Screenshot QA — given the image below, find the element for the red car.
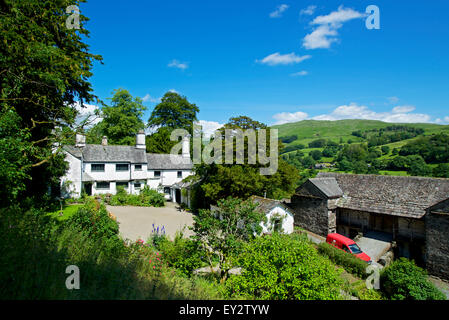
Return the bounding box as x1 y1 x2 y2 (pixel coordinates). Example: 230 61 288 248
326 233 372 264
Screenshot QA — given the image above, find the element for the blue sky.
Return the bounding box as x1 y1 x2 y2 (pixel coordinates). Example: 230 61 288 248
79 0 449 133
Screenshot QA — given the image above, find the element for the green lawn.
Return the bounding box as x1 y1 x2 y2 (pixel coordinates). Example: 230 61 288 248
47 204 83 221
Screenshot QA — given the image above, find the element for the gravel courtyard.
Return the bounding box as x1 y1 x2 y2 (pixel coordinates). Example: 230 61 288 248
106 202 194 242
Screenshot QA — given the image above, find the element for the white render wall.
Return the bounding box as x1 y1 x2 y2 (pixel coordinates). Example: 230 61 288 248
60 152 83 198
260 205 295 234
147 169 193 190
61 151 193 198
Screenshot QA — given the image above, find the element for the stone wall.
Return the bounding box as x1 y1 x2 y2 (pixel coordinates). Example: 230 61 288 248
289 195 329 236
425 211 449 280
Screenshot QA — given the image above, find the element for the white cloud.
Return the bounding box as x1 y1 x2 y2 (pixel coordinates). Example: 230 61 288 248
168 89 178 94
312 103 430 123
256 52 311 66
196 120 224 137
303 24 339 49
392 105 415 114
387 96 400 104
73 102 102 128
436 116 449 124
273 103 437 125
270 4 289 18
142 94 161 103
290 70 308 76
311 6 364 25
303 6 364 49
300 5 317 16
273 111 309 125
168 59 188 70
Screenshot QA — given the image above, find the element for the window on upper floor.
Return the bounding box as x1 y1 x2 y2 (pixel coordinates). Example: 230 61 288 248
177 171 182 178
154 171 161 178
96 181 110 189
135 164 142 171
116 164 129 171
91 164 105 172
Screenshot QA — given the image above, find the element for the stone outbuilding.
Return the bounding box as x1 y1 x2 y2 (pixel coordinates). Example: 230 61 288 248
289 172 449 279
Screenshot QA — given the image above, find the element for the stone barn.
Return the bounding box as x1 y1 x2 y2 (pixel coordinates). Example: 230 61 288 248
289 172 449 279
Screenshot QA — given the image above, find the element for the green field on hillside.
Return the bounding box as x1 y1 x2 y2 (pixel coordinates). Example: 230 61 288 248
272 119 449 153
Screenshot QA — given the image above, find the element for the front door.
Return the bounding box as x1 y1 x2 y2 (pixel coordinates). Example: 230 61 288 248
84 183 92 196
175 189 181 204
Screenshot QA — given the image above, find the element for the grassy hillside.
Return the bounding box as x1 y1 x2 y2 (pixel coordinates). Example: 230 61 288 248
272 119 449 154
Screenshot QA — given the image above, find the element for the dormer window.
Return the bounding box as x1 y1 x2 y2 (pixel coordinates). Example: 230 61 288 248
135 164 142 171
154 171 161 178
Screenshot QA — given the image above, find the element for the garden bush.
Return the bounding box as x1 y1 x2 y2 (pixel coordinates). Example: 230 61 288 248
380 258 446 300
226 233 343 300
109 186 165 207
317 242 368 279
155 231 206 276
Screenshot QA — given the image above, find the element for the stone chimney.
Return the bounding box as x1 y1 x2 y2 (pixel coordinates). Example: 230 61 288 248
182 135 190 158
75 133 86 148
101 136 108 146
135 130 146 149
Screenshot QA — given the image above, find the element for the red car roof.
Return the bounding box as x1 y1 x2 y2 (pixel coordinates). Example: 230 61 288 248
327 233 356 246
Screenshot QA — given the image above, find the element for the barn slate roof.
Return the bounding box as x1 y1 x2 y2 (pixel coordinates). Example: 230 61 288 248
308 177 343 199
314 172 449 219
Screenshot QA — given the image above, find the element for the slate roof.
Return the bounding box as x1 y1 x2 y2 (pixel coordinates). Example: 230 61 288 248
146 153 193 170
63 145 193 169
315 172 449 219
64 144 147 163
250 196 292 214
308 177 343 199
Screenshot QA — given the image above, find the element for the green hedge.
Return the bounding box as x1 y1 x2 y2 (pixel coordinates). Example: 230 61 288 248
317 242 368 279
380 258 446 300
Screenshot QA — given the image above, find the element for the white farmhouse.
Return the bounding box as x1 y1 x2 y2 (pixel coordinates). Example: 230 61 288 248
250 196 295 234
210 196 295 235
60 131 193 201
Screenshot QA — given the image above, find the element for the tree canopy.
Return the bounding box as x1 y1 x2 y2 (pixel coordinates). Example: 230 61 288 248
98 89 146 146
0 0 101 205
146 91 199 153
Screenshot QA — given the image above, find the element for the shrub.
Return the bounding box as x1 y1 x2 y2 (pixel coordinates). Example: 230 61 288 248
109 186 165 207
156 231 206 276
317 242 368 279
380 258 446 300
226 233 343 300
67 197 119 242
